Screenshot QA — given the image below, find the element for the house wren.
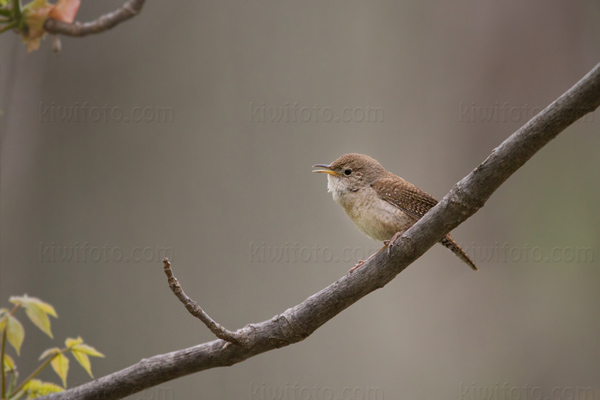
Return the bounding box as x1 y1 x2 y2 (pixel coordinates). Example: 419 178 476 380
313 153 478 272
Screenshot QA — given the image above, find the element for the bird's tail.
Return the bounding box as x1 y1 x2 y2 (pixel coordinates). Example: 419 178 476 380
440 235 478 271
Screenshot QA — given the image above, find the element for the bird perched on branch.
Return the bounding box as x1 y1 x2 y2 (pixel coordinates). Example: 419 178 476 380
313 153 478 272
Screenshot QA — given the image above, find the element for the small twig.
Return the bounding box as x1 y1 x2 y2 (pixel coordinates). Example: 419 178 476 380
162 259 242 346
11 0 21 22
1 328 7 400
43 0 145 37
11 351 62 396
0 21 17 34
2 305 22 398
7 369 18 399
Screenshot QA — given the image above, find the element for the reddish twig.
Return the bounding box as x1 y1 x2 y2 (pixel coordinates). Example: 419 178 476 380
43 0 146 37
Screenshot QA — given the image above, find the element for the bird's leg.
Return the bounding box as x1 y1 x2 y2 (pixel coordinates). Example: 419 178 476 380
386 231 403 256
348 242 390 273
349 259 367 273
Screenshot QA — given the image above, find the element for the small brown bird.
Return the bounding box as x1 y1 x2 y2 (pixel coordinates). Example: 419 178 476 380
313 153 478 272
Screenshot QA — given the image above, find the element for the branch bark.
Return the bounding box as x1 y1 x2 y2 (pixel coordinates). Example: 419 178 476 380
43 63 600 400
43 0 145 37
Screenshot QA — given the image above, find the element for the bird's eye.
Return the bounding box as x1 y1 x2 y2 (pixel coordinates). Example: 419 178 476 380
344 168 352 176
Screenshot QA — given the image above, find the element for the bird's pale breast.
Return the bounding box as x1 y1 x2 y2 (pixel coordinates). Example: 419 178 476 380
330 182 416 242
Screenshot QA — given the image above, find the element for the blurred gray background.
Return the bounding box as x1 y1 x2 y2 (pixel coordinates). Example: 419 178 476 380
1 0 600 399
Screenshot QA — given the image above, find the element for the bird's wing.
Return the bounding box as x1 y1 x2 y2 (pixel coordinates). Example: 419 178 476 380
370 177 439 220
372 177 478 271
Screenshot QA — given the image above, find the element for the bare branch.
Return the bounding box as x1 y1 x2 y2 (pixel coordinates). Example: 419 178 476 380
43 0 145 37
162 258 243 345
42 63 600 400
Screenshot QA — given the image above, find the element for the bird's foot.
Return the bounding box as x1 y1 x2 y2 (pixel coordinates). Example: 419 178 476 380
348 241 390 274
387 232 403 256
348 260 366 274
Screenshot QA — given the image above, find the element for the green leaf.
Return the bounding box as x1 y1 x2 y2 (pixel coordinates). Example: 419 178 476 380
23 379 42 399
22 0 50 11
25 307 53 338
29 298 57 318
9 296 58 317
6 314 24 355
0 308 9 333
66 338 104 378
10 295 57 338
50 352 69 387
71 350 92 378
3 353 16 372
71 343 104 358
65 336 83 348
34 381 64 397
24 379 64 399
39 347 60 360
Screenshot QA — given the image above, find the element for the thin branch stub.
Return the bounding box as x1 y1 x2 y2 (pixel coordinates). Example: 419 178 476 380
162 258 243 346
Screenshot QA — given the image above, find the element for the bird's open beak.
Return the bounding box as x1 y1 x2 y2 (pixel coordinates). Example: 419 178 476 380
312 164 341 176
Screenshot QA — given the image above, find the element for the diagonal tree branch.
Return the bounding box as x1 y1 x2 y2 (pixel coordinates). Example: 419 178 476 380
43 0 145 37
43 63 600 400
